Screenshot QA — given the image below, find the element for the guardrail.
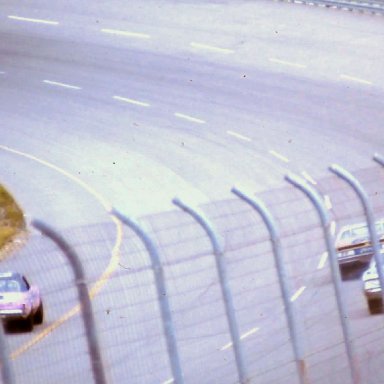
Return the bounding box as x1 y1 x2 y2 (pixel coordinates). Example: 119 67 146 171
1 153 384 383
278 0 384 14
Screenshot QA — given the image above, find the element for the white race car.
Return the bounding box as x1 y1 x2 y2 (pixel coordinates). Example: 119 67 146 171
0 272 43 331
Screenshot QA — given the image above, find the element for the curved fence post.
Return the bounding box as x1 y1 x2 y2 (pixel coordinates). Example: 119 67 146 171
373 153 384 167
31 220 107 384
110 209 184 384
172 198 249 384
231 186 309 384
285 174 360 384
329 165 384 305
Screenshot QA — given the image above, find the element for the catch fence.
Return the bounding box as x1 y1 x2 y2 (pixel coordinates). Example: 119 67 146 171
0 154 384 383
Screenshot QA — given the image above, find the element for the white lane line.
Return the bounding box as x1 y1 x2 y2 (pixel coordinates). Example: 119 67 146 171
43 80 81 90
324 195 332 210
174 112 206 124
113 95 150 107
227 130 252 142
220 341 234 351
161 379 174 384
240 327 259 339
101 28 150 39
8 15 59 25
330 221 336 236
301 171 317 185
190 42 234 54
269 150 289 163
317 252 328 270
290 286 306 302
340 74 372 85
220 327 259 351
269 58 307 69
0 71 5 75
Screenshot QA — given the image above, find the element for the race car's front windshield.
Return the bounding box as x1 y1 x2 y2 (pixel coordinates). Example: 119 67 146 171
0 278 28 292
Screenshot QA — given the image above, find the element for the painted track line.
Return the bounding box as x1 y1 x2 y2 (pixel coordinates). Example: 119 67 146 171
161 379 174 384
330 221 336 236
269 150 289 163
8 15 59 25
340 74 372 85
174 112 206 124
324 195 332 210
101 28 150 39
290 286 306 302
269 58 307 69
113 95 150 107
227 130 252 142
43 80 82 90
317 252 328 270
220 327 259 351
190 42 234 54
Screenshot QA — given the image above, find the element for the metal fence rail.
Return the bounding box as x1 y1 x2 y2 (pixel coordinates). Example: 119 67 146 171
277 0 384 14
1 153 384 383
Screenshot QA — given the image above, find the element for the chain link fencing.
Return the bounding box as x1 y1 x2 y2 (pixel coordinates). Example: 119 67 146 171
0 155 383 383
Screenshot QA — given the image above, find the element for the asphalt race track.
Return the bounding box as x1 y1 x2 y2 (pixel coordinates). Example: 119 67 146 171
1 1 384 383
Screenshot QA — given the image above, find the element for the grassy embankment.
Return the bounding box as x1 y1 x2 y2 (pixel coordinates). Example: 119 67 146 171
0 185 26 256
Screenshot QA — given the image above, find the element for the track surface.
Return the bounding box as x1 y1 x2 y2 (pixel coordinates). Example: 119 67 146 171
1 1 384 383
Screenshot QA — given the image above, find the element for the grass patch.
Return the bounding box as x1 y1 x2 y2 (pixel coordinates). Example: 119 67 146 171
0 185 26 251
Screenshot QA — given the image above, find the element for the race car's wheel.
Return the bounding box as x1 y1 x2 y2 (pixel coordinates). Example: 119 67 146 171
23 315 33 332
368 298 383 314
34 302 44 325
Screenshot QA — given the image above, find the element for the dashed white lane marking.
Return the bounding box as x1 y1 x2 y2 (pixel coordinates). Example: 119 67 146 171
161 379 174 384
43 80 82 90
8 15 59 25
220 327 259 351
330 221 336 236
290 286 306 302
101 28 150 39
174 112 206 124
269 150 289 163
227 130 252 142
324 195 332 210
190 42 234 54
220 341 234 351
317 252 328 270
113 95 150 107
340 74 372 85
269 58 307 69
301 171 317 185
